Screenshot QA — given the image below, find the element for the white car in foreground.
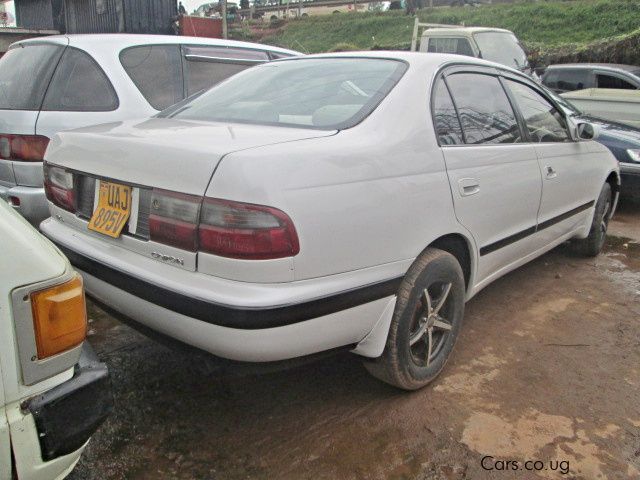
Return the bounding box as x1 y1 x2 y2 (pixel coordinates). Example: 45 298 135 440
0 34 298 226
41 52 619 390
0 200 111 479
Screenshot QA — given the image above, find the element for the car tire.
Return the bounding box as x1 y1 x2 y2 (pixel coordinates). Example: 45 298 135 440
364 248 465 390
571 183 612 257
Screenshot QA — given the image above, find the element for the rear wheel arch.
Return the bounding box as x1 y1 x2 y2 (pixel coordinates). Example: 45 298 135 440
425 233 474 292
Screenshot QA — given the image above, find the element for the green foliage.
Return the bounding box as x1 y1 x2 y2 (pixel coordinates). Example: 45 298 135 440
329 42 362 52
239 0 640 54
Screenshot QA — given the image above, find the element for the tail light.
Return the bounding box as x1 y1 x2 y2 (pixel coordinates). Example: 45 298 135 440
44 163 75 212
31 275 87 359
0 134 49 161
199 198 299 260
149 189 201 251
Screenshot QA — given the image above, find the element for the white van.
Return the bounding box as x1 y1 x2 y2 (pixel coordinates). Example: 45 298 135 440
412 21 535 77
0 199 111 479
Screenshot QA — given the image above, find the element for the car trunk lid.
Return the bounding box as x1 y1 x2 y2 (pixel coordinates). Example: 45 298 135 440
46 118 336 196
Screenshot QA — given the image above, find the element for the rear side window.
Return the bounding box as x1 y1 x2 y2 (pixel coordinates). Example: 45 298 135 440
432 78 463 145
446 73 521 145
504 79 570 143
183 46 269 97
427 38 474 57
42 48 118 112
596 73 637 90
0 44 64 110
543 69 591 92
120 45 184 110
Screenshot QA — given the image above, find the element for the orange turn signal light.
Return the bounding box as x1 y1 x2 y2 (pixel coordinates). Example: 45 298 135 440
31 275 87 359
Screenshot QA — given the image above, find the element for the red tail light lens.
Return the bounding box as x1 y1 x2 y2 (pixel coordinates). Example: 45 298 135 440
199 198 300 260
0 134 49 161
149 189 201 251
44 164 75 212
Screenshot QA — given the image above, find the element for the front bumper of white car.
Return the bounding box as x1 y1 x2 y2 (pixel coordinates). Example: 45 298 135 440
40 217 399 362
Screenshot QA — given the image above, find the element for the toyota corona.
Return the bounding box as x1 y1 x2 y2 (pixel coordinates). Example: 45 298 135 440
40 52 619 390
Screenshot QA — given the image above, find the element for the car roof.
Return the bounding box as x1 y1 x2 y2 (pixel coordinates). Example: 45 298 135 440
547 63 640 73
422 27 513 36
14 34 300 56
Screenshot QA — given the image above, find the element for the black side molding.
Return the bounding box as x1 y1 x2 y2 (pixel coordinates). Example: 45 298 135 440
480 200 594 256
54 243 402 330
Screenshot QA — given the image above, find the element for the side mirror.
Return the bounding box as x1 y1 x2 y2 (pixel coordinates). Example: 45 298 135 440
577 122 599 140
567 118 599 141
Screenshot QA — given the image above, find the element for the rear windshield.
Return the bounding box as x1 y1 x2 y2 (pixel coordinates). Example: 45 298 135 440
163 58 407 130
0 43 64 110
473 32 529 71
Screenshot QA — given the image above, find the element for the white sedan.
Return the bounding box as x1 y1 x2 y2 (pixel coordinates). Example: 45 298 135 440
0 34 298 226
41 52 620 390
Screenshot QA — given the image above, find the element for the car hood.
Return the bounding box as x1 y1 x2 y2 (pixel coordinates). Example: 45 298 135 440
45 118 337 196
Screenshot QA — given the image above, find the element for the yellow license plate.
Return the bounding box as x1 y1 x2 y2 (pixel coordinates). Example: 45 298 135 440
88 181 132 238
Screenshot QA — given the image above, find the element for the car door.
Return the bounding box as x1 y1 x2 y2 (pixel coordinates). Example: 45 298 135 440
434 68 542 285
502 77 600 245
35 47 129 139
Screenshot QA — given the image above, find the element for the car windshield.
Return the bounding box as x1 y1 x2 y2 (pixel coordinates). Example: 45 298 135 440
473 32 529 71
163 58 408 130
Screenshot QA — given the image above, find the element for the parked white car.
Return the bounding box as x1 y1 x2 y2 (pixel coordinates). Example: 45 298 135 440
0 199 111 480
40 52 620 390
0 34 298 226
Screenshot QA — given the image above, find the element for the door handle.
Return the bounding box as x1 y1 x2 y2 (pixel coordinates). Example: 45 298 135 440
458 178 480 197
545 166 557 179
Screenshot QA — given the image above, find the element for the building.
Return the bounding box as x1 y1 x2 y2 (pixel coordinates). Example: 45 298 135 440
14 0 177 34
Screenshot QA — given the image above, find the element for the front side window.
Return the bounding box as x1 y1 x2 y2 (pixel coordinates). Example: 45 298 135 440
120 45 184 110
165 58 407 130
42 48 118 112
504 79 570 143
183 46 269 97
0 43 64 110
446 73 521 145
473 32 528 71
596 73 637 90
432 78 463 145
543 69 591 92
427 38 475 57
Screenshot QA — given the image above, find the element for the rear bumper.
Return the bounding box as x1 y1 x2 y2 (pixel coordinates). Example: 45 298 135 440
0 184 49 226
40 217 399 362
25 342 113 462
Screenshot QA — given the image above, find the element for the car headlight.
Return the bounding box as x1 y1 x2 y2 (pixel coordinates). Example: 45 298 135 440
627 149 640 162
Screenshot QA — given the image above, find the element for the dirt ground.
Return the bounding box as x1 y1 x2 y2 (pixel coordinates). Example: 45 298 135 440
68 200 640 480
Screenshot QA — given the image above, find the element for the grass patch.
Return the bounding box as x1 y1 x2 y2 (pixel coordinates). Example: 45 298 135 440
231 0 640 54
